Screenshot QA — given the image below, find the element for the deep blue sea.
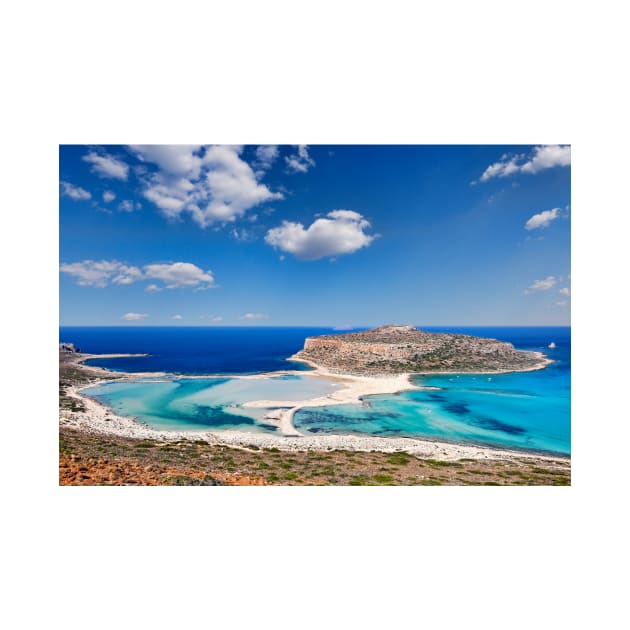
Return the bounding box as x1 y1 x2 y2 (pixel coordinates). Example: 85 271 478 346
61 326 570 455
60 326 329 374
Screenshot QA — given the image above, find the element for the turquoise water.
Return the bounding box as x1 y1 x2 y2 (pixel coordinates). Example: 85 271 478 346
83 374 340 433
294 372 569 455
74 326 570 455
294 335 570 455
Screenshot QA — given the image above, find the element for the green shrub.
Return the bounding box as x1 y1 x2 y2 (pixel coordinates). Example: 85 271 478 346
373 473 394 484
349 476 370 486
387 452 411 465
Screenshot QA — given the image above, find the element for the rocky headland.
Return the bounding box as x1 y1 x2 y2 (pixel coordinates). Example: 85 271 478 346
291 325 550 375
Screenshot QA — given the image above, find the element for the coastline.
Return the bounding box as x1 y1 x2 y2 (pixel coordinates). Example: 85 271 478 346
60 351 569 463
289 351 554 376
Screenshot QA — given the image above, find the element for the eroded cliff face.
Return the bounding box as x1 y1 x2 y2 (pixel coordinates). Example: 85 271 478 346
293 325 546 375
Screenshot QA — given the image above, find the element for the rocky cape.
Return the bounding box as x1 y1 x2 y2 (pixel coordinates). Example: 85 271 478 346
291 325 550 376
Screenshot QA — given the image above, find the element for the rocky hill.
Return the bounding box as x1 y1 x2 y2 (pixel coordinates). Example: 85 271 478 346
291 325 548 375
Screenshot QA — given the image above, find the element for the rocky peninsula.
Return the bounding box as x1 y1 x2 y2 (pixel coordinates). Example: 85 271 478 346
291 325 551 375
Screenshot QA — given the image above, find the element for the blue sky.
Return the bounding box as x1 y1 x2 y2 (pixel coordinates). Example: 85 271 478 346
59 144 570 326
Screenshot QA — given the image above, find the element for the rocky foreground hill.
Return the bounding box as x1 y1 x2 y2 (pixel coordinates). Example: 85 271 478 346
292 325 549 375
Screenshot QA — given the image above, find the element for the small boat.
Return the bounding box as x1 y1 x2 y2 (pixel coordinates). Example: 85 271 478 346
548 342 556 349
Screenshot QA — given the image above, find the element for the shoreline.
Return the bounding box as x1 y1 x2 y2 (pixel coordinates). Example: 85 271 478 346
289 351 554 376
60 351 569 463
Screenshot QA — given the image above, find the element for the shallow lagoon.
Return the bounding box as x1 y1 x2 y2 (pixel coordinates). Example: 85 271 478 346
83 374 340 433
295 371 569 455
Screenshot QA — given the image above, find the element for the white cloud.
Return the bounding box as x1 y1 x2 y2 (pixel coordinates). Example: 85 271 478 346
60 260 215 289
521 145 572 174
285 145 315 173
143 262 215 289
131 145 203 178
60 181 91 201
239 313 268 320
172 314 183 320
559 287 570 296
479 155 522 181
118 200 141 212
113 265 145 285
209 316 223 323
556 301 569 307
478 145 570 182
59 260 142 288
130 145 282 228
265 209 376 260
103 191 116 203
121 312 148 321
524 276 557 294
255 145 279 170
525 207 561 231
83 150 129 180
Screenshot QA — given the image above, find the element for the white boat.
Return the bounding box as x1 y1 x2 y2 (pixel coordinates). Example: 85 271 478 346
548 342 556 349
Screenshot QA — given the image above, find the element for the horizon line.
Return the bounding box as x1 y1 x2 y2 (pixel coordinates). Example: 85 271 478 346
59 324 572 328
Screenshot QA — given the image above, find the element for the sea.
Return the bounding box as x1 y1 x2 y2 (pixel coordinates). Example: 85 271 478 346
61 326 571 456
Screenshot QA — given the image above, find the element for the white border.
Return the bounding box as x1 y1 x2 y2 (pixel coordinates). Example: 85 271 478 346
5 1 626 628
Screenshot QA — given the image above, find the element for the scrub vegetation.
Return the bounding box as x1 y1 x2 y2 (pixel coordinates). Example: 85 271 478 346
59 428 570 486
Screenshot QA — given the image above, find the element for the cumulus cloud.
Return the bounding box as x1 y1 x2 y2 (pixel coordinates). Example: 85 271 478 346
478 145 570 183
121 312 148 321
265 209 376 260
524 276 557 294
130 145 283 228
113 265 145 285
60 181 91 201
59 260 142 288
255 145 279 170
521 145 572 174
60 260 215 289
239 313 268 320
285 145 315 173
479 155 522 181
131 144 204 177
83 150 129 180
172 314 183 320
103 191 116 203
556 300 569 307
559 287 570 296
525 207 561 231
142 262 215 289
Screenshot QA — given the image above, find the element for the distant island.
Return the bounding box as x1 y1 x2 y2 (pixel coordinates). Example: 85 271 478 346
291 325 551 375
